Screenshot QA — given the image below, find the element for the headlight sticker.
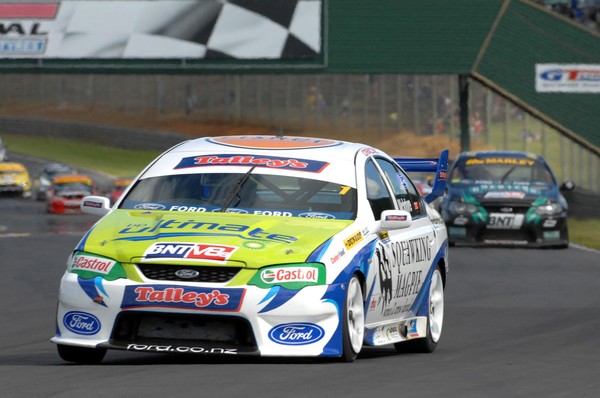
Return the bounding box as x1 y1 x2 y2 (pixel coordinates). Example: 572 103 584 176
249 263 326 290
70 253 117 274
69 252 126 281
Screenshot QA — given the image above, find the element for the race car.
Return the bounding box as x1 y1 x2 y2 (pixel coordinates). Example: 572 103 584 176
47 175 95 214
0 162 31 198
33 162 78 201
440 150 573 248
51 135 449 363
0 136 7 161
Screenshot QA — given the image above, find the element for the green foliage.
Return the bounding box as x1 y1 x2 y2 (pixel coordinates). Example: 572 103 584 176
567 218 600 251
3 134 160 177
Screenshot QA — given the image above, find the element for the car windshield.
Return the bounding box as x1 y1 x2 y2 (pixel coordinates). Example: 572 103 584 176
46 166 74 178
120 172 357 220
450 156 554 185
55 182 93 194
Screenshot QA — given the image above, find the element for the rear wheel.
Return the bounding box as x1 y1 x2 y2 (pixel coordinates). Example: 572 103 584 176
57 344 107 364
396 265 444 353
341 275 365 362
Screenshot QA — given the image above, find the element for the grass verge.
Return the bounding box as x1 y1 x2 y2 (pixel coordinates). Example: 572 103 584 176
567 218 600 251
3 134 160 177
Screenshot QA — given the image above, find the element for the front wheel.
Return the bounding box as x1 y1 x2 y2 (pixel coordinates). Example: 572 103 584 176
396 265 444 353
341 275 365 362
57 344 107 364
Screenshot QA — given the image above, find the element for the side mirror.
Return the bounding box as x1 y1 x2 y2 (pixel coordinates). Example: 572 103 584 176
81 195 111 216
380 210 412 230
560 181 575 191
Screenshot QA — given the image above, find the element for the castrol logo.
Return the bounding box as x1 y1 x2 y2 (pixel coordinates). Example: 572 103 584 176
260 267 319 284
70 254 116 275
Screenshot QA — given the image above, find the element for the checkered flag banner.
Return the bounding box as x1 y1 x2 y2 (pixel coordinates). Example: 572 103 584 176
0 0 322 59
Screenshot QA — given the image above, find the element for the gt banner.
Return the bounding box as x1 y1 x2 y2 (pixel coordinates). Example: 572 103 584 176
0 0 322 59
535 64 600 93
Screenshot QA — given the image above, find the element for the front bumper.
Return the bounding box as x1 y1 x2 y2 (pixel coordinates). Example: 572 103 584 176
52 272 345 357
445 213 568 247
49 199 83 214
0 185 30 197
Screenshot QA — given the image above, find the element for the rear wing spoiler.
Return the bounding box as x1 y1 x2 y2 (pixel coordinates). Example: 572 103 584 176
394 149 449 204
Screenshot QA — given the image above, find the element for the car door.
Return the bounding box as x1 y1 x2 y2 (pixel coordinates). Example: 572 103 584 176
367 157 436 323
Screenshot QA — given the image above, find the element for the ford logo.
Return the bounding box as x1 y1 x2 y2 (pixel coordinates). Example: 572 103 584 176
63 311 101 335
268 322 325 346
175 269 200 279
134 203 166 210
211 208 248 214
298 212 335 219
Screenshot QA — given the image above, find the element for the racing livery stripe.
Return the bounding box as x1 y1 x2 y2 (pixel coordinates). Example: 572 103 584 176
410 240 447 316
75 226 96 252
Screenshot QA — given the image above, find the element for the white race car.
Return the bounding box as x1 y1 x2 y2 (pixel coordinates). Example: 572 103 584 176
52 135 449 363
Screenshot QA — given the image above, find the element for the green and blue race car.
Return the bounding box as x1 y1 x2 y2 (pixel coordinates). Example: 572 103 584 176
440 150 573 248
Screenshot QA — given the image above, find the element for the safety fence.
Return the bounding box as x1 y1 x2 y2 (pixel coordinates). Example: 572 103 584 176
0 73 598 193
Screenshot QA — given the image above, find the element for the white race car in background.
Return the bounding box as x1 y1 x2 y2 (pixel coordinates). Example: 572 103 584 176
52 135 449 363
0 136 7 162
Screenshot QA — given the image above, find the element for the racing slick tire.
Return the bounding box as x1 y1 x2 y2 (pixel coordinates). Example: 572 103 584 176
57 344 107 364
341 275 365 362
395 265 444 353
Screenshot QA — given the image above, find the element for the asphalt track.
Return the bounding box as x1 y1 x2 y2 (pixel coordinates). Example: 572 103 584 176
1 155 599 398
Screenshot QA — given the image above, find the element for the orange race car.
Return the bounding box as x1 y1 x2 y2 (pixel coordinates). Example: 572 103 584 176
47 175 95 214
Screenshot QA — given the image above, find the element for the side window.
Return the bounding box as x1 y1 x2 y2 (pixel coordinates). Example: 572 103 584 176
375 158 424 218
365 160 395 220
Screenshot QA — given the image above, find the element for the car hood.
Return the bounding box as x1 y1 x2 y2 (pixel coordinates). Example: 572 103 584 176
448 182 557 204
77 210 353 268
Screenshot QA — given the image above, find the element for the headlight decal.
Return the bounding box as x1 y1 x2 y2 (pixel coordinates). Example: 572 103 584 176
411 241 447 316
527 196 548 223
68 252 126 281
249 263 326 290
464 194 487 223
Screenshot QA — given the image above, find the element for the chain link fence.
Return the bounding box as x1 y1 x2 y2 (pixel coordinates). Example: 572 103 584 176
1 73 598 193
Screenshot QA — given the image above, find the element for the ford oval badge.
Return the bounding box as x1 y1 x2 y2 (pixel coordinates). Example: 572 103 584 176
175 269 200 279
268 322 325 345
63 311 101 335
